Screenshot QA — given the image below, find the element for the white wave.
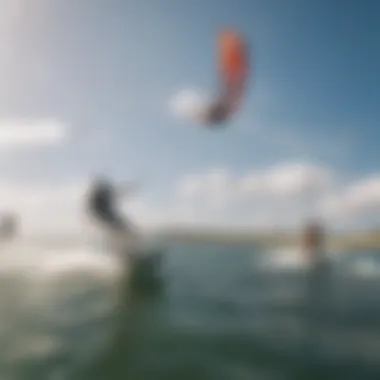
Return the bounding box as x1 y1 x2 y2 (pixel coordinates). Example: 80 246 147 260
0 239 125 379
348 258 380 278
259 247 308 272
258 246 341 274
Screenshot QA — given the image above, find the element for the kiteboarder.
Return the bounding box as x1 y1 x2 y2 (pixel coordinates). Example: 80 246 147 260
87 176 128 232
86 177 164 296
86 176 142 256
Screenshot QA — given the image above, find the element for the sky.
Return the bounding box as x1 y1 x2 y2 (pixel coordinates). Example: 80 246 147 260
0 0 380 235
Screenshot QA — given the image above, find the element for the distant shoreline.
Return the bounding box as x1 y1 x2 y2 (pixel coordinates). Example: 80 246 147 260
18 227 380 253
160 228 380 253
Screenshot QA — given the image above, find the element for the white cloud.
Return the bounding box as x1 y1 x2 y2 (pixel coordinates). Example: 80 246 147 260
174 162 333 229
237 162 332 198
168 88 210 122
320 176 380 225
2 162 380 238
0 119 68 149
174 162 380 230
177 168 232 206
177 163 332 202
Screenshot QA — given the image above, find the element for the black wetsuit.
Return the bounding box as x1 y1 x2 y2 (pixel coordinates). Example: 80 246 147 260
88 182 125 231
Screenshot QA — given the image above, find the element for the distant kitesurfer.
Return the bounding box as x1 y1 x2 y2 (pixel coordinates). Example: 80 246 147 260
302 219 326 267
302 218 330 324
0 213 18 241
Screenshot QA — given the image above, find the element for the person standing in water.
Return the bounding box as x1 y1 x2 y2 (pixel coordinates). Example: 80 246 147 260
302 218 331 327
302 219 326 267
0 213 18 242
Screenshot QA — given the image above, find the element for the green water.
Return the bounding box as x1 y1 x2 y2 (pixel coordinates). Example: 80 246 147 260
0 242 379 380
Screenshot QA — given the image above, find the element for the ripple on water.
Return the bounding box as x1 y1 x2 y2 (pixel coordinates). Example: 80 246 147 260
0 242 126 379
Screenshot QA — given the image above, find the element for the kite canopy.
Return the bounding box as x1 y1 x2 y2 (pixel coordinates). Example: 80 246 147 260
203 28 249 126
219 29 249 106
172 28 250 127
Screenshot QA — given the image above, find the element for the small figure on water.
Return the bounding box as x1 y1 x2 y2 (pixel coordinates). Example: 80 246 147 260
0 213 18 242
301 218 331 327
302 218 326 267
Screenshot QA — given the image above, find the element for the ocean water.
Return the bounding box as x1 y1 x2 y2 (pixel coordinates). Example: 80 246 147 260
0 239 379 380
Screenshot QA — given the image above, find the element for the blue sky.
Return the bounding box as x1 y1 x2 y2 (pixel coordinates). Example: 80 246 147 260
0 0 379 231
